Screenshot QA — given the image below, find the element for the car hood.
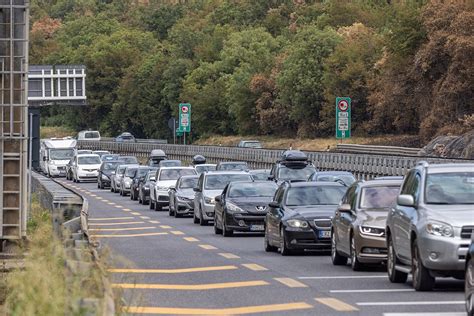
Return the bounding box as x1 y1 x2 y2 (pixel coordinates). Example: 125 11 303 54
177 188 195 200
78 164 101 170
228 197 273 214
204 190 223 199
155 180 177 188
358 208 390 228
422 204 474 227
287 205 338 219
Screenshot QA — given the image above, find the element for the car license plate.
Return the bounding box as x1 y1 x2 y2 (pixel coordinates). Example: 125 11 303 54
319 230 331 238
250 225 264 231
87 173 96 177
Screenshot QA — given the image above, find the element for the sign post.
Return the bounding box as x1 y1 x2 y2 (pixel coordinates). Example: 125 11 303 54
179 103 191 145
336 97 351 140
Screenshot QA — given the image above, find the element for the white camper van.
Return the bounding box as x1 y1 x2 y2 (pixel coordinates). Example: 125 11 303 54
40 138 77 177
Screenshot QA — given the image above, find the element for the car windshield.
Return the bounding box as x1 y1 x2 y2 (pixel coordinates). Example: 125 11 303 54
119 157 138 164
286 186 346 206
125 168 137 177
137 168 152 178
250 171 270 181
117 166 126 175
179 177 198 189
218 163 248 171
159 169 196 181
205 174 252 190
160 161 181 167
78 156 101 165
85 132 99 139
316 174 356 186
50 149 75 160
228 182 277 198
102 154 119 161
103 162 120 170
195 165 216 174
278 165 316 181
360 186 400 209
425 172 474 204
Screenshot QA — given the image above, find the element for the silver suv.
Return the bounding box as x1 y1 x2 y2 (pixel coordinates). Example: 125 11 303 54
386 162 474 291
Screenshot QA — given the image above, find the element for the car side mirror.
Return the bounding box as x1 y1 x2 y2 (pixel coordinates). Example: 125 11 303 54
111 171 116 175
337 203 352 214
397 194 415 207
169 184 176 190
268 175 274 181
43 156 47 161
193 187 201 192
269 201 280 208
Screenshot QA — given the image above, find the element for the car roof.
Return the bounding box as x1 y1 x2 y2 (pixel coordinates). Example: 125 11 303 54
218 161 247 164
205 171 250 176
229 180 276 186
314 171 354 175
358 179 403 188
286 181 344 188
196 164 217 167
425 163 474 174
159 166 195 170
76 154 100 158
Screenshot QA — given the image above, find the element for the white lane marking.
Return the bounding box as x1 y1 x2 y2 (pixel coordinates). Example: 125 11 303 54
330 289 415 293
299 275 387 280
384 313 465 316
357 301 465 306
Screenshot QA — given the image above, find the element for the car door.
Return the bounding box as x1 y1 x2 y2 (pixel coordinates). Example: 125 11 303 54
398 172 421 260
335 185 357 255
194 174 204 215
215 185 228 225
393 171 416 261
267 187 285 242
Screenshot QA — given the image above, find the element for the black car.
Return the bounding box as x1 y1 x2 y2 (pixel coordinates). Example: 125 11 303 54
264 182 347 255
308 171 356 187
249 169 271 181
138 170 156 205
130 166 156 201
466 233 474 316
269 150 316 184
216 161 249 171
118 155 139 164
214 181 278 237
168 175 199 217
97 160 121 189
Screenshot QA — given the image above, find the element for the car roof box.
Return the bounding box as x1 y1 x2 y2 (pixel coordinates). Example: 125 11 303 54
280 150 308 162
150 149 166 157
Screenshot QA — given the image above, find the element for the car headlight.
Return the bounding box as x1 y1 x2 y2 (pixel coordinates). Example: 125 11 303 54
359 226 385 237
144 186 150 191
426 221 454 237
177 196 192 202
226 202 244 213
124 180 132 186
156 186 169 191
101 174 109 180
204 196 215 205
287 219 309 229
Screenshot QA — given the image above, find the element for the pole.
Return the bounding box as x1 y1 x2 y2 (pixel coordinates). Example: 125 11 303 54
28 112 33 217
173 119 176 145
183 131 186 146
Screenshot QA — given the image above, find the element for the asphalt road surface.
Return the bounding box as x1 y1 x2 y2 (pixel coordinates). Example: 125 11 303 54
60 180 466 316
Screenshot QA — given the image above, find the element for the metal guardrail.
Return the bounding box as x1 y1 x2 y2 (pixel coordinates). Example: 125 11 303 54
77 140 473 179
335 144 421 156
100 137 167 144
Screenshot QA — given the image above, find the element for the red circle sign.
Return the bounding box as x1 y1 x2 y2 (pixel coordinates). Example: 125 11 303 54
181 106 189 113
338 100 349 112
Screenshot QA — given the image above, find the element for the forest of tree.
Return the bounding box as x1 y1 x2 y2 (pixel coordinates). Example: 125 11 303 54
31 0 474 141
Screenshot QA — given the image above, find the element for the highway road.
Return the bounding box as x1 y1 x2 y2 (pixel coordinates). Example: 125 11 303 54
58 180 466 316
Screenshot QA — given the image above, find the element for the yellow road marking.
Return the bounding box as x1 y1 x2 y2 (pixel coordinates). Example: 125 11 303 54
124 302 313 315
114 205 122 209
89 217 134 221
171 231 185 235
160 225 172 229
108 265 238 274
107 202 116 205
90 232 168 238
90 194 97 197
140 216 150 219
113 280 268 290
183 237 199 242
242 263 268 271
123 208 132 211
199 244 217 250
89 221 145 226
218 253 240 259
315 298 358 312
89 227 156 232
274 278 308 288
149 220 160 224
131 212 141 215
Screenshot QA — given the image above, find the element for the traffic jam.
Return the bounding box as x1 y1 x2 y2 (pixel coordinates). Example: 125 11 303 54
59 147 473 315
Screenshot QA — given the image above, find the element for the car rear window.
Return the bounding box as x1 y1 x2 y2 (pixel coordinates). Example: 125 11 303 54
85 132 100 139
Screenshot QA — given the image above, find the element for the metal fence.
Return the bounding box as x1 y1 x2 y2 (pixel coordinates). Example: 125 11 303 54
78 140 473 179
335 144 421 156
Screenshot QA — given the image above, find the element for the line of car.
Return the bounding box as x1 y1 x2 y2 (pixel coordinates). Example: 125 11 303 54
60 148 474 315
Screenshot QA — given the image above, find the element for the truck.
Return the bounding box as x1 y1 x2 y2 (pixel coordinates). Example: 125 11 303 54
40 137 77 177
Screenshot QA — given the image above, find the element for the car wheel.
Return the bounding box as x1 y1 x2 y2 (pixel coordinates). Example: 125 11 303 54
466 257 474 316
100 182 104 189
351 235 364 271
387 235 408 283
412 239 435 291
149 199 155 210
200 209 208 226
264 226 277 252
279 226 292 256
214 215 223 235
331 232 348 265
193 208 200 224
174 209 181 218
155 202 162 212
168 204 174 216
110 184 114 192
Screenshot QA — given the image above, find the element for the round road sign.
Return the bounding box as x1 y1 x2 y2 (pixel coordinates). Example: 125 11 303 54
181 105 189 113
338 100 349 112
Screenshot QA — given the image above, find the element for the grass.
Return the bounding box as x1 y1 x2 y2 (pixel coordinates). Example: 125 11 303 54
194 134 422 151
40 126 76 139
4 197 109 316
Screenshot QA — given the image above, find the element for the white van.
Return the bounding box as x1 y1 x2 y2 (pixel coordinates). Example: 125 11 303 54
77 130 101 141
40 138 77 177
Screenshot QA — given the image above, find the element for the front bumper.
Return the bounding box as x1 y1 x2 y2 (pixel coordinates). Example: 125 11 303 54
49 166 67 177
156 190 170 206
354 233 387 263
225 213 265 232
201 202 215 220
284 227 331 250
77 170 98 180
418 233 470 271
